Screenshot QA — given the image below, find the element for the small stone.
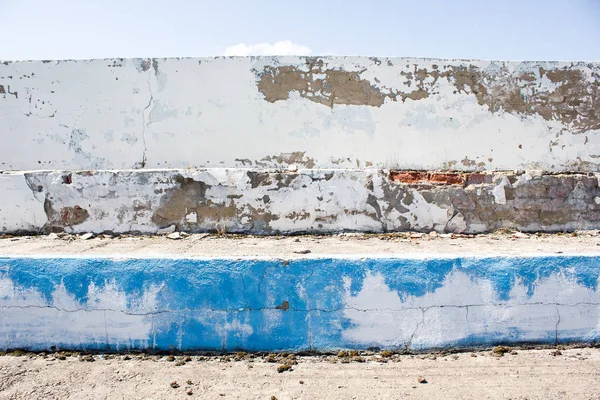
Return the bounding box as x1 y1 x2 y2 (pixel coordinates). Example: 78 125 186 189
550 350 562 356
277 364 293 373
166 355 176 362
512 232 529 238
157 225 176 234
428 231 438 238
79 232 94 240
187 389 193 396
167 232 183 240
170 381 180 389
186 380 193 385
417 376 428 384
287 164 298 172
410 233 423 239
293 249 311 254
492 346 510 356
299 380 304 384
47 233 59 240
380 350 393 358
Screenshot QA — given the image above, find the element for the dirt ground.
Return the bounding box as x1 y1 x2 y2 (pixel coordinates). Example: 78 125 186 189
0 347 599 399
1 230 600 258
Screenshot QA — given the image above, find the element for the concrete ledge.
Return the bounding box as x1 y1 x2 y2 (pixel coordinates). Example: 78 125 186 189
1 237 599 351
2 169 600 235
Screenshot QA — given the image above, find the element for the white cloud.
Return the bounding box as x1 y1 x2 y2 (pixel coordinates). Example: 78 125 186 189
223 40 312 56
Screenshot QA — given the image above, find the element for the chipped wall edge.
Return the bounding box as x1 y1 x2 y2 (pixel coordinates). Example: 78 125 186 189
1 168 600 235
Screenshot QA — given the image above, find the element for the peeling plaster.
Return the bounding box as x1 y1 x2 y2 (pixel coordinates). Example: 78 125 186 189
1 169 598 235
1 57 599 171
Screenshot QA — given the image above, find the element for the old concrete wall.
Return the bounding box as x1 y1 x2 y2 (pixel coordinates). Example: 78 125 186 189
1 57 599 171
3 169 600 235
1 56 599 234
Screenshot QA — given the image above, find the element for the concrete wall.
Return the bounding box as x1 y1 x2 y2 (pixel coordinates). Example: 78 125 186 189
1 57 599 172
1 56 599 234
1 255 598 351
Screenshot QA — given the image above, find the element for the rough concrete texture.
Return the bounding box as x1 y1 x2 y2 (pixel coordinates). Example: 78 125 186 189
2 169 600 234
1 57 599 171
1 348 599 400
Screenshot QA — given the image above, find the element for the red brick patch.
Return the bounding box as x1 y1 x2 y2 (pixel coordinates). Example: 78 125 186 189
389 171 466 185
389 171 426 183
389 171 500 186
429 173 464 185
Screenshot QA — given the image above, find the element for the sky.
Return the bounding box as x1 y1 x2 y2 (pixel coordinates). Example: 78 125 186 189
1 0 599 61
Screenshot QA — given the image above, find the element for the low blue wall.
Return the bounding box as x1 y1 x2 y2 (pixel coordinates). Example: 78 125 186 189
1 255 599 351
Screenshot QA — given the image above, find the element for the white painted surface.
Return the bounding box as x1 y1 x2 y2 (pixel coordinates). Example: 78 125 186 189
1 57 598 171
0 174 46 232
0 276 160 350
343 271 600 349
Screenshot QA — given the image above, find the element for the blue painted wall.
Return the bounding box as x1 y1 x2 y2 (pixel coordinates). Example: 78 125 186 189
0 256 598 351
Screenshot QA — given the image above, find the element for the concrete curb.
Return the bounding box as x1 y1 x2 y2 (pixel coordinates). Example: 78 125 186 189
1 254 598 352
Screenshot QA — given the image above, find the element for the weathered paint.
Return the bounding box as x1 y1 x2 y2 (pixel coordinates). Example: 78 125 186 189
1 255 598 351
2 169 600 234
1 57 599 171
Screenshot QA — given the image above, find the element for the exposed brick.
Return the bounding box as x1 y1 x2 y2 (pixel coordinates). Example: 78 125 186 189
389 171 426 183
428 173 464 185
466 173 492 185
547 186 572 198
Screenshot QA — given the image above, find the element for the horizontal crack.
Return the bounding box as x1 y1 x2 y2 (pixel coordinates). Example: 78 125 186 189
2 301 599 315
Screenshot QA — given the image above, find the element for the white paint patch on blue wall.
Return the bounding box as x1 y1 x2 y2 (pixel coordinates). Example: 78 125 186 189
342 271 600 349
0 275 161 350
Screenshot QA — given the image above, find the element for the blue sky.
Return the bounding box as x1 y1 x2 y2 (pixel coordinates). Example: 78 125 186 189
1 0 599 60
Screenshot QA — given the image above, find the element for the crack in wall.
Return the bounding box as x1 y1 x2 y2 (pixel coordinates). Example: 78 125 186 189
555 305 561 345
136 73 153 169
406 308 426 350
4 301 598 315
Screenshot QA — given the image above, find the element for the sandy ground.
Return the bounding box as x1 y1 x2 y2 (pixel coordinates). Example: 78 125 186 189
0 231 600 257
0 348 599 399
